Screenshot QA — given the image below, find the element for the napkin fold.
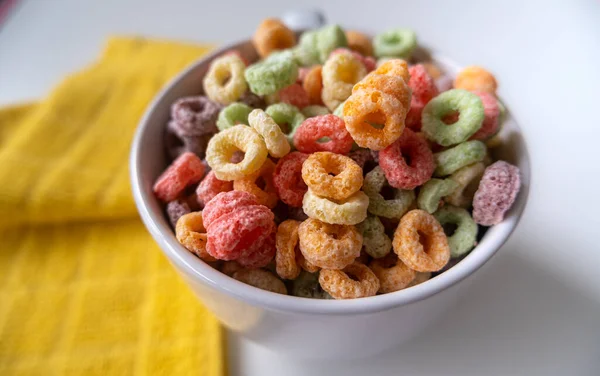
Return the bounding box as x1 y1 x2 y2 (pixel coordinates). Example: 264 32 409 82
0 37 224 376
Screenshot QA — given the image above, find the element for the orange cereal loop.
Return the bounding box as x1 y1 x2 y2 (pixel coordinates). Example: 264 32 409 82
407 271 431 287
345 30 374 56
298 218 362 270
175 212 216 262
233 269 288 294
454 66 498 95
343 89 405 150
422 62 443 80
393 209 450 272
353 72 411 111
301 152 363 201
303 65 324 105
374 59 410 83
298 256 320 273
252 18 296 59
221 261 243 276
369 253 416 293
233 158 279 208
319 262 380 299
275 219 302 280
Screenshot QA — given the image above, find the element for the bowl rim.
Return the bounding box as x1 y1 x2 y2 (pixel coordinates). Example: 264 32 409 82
129 38 531 315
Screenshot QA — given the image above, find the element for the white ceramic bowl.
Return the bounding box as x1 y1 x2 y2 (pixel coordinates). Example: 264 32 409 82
129 37 530 359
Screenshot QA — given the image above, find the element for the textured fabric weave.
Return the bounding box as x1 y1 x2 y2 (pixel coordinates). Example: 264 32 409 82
0 37 224 376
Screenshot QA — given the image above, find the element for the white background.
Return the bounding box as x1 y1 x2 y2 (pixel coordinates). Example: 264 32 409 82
2 0 600 375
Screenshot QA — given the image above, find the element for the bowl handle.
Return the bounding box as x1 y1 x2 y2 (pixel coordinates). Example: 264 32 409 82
282 9 326 30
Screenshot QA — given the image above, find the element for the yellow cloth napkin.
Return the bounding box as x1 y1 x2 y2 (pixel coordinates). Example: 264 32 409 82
0 37 224 376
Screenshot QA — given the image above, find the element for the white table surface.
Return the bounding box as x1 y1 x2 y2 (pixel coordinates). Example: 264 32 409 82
2 0 600 374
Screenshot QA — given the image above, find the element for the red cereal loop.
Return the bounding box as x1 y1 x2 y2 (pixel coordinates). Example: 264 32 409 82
206 205 276 265
202 190 259 229
278 83 310 109
469 91 500 140
196 170 233 207
293 114 354 154
236 228 277 268
379 128 435 189
273 152 309 207
406 64 439 130
330 48 376 72
153 152 205 202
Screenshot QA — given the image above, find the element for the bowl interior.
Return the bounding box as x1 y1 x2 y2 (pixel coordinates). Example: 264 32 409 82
130 38 531 315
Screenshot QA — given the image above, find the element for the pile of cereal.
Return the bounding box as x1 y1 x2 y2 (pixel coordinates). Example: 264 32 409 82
152 19 521 299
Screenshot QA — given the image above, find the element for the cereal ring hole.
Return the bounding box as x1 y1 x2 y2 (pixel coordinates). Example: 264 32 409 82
378 254 398 268
255 176 267 190
278 122 291 134
215 66 233 87
339 68 362 84
417 230 435 254
229 150 245 163
346 271 361 281
442 111 460 125
464 179 480 198
442 222 458 237
379 184 397 200
359 109 387 130
317 136 331 143
383 34 402 44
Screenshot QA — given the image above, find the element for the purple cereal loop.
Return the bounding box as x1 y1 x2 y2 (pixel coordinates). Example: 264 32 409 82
166 123 213 160
347 149 373 169
370 150 380 163
472 161 520 226
166 199 191 228
170 96 221 137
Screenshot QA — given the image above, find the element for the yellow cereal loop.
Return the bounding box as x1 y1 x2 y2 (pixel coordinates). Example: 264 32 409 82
203 54 248 104
248 109 291 158
321 50 367 111
302 189 369 225
205 124 268 181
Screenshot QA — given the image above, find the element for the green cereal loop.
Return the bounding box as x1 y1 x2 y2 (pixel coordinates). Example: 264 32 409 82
291 271 333 299
417 178 459 213
216 102 253 131
434 205 478 258
333 101 345 118
244 53 299 96
302 105 330 118
422 89 485 146
434 140 487 176
316 24 348 63
294 31 321 66
356 216 392 259
265 103 306 141
363 166 415 219
373 29 417 59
